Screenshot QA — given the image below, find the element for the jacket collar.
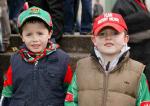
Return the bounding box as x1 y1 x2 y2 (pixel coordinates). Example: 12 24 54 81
91 45 130 71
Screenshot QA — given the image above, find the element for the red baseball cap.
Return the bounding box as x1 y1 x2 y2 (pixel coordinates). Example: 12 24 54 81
93 13 128 36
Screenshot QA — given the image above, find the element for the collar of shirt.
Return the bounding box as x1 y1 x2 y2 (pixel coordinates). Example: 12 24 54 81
94 44 130 72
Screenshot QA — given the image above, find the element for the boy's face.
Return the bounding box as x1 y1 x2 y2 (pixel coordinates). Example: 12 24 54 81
92 27 129 56
21 22 52 53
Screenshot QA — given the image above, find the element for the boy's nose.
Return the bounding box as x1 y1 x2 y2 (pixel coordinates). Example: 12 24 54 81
105 34 112 39
32 35 39 41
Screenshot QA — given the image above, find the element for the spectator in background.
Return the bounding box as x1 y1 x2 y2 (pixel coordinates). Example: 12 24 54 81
7 0 25 33
112 0 150 64
112 0 150 87
64 0 80 34
26 0 64 42
0 0 11 100
93 0 103 20
74 0 80 33
0 0 11 52
64 0 74 35
64 0 92 35
78 0 92 35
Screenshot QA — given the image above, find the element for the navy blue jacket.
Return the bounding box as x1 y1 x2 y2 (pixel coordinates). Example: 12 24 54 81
4 49 70 106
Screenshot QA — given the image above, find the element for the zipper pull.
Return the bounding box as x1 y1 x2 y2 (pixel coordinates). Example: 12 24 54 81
34 61 38 71
34 61 38 66
106 61 110 71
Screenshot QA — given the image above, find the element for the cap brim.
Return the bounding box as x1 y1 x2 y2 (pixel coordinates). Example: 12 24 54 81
20 15 50 28
94 23 125 36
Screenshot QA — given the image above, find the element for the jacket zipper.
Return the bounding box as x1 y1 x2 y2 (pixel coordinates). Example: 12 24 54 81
33 61 38 80
91 56 109 106
34 61 38 70
91 54 128 106
32 61 38 105
102 71 109 106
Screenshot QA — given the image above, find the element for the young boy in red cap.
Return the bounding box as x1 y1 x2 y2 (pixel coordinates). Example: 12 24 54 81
65 13 150 106
0 6 73 106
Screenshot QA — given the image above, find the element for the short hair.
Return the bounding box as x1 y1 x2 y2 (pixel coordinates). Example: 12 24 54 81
19 17 52 34
124 30 128 35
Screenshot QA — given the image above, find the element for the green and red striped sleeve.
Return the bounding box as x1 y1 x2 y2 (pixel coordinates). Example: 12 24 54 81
136 73 150 106
2 65 13 97
63 64 73 92
65 72 78 106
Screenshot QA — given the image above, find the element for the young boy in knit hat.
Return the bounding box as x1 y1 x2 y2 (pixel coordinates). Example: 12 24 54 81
65 13 150 106
0 6 73 106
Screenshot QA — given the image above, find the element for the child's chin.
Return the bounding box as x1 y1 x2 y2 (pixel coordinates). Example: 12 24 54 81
103 50 118 55
31 49 42 53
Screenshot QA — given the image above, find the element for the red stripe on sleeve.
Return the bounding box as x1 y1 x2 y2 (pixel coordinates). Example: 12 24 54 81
3 66 13 87
64 64 73 84
140 101 150 106
65 92 73 102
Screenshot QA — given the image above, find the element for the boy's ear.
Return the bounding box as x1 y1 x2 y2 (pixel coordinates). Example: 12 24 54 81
91 35 96 45
124 34 129 43
20 35 24 42
48 30 53 39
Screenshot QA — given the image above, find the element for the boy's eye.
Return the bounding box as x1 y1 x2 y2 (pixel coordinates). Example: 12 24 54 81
37 32 44 35
99 32 105 36
99 31 119 36
111 31 119 35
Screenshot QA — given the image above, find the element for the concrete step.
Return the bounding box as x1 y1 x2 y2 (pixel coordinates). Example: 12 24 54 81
69 52 89 70
0 52 89 72
9 34 93 53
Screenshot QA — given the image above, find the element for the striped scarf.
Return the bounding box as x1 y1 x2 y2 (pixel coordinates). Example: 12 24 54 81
19 41 59 63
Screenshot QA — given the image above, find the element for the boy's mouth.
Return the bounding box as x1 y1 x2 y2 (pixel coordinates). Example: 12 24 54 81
104 43 114 47
31 44 41 48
